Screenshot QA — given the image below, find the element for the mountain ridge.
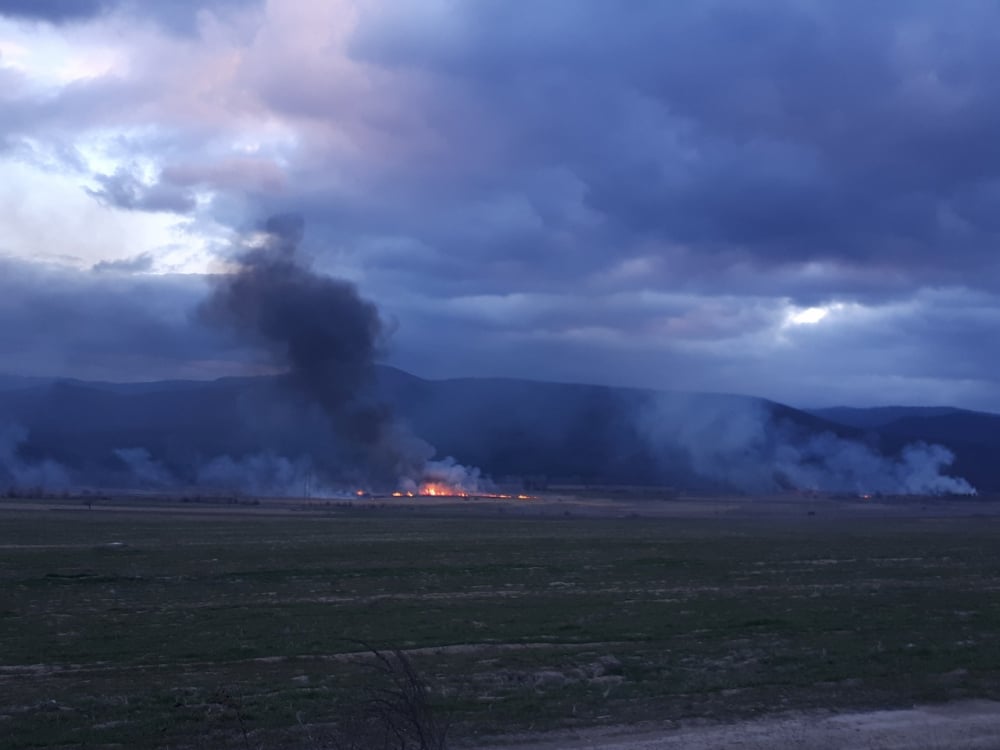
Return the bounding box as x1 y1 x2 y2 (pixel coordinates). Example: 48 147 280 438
0 367 993 493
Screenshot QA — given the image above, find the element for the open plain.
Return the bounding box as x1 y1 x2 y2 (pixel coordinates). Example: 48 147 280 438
3 493 1000 749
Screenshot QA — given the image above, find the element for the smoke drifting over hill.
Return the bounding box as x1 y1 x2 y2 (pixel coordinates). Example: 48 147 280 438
0 378 980 497
0 424 70 489
641 395 975 495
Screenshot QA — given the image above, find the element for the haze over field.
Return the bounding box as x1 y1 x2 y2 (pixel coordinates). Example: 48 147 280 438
0 363 986 496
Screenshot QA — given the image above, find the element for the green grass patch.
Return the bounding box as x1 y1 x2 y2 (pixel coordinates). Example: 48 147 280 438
2 509 1000 748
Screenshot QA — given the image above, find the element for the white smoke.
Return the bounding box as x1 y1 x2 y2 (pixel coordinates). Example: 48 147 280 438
113 448 173 487
110 447 343 497
0 423 71 489
197 452 329 496
896 442 976 495
398 455 492 494
641 395 976 495
774 434 976 495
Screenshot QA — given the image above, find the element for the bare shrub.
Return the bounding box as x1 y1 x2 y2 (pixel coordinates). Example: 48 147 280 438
209 687 253 750
328 644 449 750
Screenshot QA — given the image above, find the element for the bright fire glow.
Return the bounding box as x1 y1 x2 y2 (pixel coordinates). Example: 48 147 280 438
388 483 533 500
419 482 467 497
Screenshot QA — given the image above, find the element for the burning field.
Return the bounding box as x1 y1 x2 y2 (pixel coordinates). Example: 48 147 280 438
389 487 532 499
196 215 504 500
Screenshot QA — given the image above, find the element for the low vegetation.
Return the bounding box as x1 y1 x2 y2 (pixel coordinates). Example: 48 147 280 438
2 502 1000 748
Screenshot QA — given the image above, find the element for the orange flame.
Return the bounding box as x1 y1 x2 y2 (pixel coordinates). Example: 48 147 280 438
417 482 469 497
384 482 535 500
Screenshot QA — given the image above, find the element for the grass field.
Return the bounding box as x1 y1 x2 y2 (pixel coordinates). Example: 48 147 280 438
3 500 1000 748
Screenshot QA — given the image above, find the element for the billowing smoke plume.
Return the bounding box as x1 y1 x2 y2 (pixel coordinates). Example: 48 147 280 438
640 395 976 495
199 215 469 492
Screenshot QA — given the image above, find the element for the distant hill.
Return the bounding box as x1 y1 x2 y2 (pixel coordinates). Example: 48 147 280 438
0 368 991 493
809 406 970 430
377 368 868 487
0 374 54 392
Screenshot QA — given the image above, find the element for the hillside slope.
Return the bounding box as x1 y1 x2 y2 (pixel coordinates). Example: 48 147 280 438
0 369 988 492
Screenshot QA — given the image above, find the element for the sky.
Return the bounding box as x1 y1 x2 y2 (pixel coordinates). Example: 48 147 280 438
1 0 999 410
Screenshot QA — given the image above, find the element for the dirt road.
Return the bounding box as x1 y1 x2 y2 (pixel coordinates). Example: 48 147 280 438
481 701 1000 749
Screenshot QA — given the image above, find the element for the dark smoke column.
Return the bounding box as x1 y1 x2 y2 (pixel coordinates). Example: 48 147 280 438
200 215 426 489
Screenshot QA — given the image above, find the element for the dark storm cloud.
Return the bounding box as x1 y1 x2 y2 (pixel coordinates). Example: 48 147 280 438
20 0 999 299
380 287 1000 412
779 291 1000 387
0 257 227 379
335 0 1000 293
